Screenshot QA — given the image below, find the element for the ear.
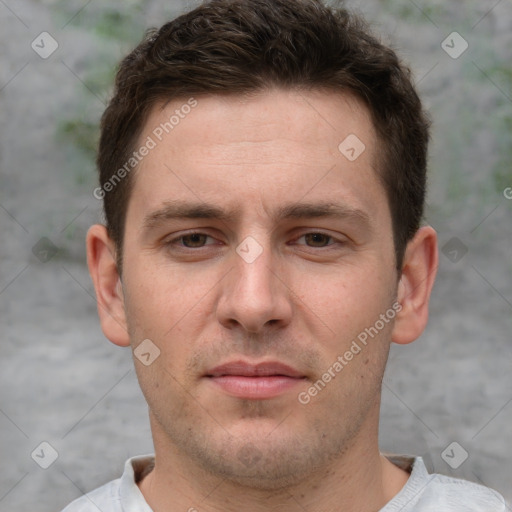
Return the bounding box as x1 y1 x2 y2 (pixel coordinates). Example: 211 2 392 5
86 224 130 347
391 226 438 345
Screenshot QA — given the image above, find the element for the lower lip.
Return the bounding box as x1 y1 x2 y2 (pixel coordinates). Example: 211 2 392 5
208 375 304 400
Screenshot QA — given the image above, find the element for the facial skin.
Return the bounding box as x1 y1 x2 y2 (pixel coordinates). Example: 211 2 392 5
87 88 438 512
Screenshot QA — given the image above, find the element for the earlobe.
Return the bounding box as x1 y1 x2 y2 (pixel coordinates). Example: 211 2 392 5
86 224 131 347
391 226 438 345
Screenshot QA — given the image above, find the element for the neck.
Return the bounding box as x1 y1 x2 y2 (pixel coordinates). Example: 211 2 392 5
138 410 409 512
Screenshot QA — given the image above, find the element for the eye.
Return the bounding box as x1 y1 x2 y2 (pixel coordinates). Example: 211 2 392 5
295 232 338 248
168 232 216 249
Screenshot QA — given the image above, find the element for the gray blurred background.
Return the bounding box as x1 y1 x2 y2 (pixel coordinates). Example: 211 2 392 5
1 0 511 510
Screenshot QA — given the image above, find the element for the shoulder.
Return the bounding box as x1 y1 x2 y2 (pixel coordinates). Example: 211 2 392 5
60 478 122 512
419 472 506 511
384 456 507 511
59 454 155 512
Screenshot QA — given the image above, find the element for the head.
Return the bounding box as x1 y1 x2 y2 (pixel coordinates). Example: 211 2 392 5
88 0 437 491
96 0 430 274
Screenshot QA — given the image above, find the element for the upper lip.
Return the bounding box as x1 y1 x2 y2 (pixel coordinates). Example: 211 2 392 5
206 360 304 378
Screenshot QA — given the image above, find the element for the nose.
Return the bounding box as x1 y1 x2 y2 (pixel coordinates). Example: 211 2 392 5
216 239 293 334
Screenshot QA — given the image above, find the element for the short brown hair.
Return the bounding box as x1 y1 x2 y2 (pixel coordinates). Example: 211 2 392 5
97 0 430 271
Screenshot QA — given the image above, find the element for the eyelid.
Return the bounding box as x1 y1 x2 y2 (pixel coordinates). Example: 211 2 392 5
164 229 347 250
166 230 219 247
291 231 346 247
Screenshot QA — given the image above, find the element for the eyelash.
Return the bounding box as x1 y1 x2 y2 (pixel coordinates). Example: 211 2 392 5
165 231 344 250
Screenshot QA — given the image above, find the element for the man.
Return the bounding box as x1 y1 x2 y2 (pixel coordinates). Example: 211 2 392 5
63 0 506 510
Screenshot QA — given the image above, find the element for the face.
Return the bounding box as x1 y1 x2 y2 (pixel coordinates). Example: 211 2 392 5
120 89 399 487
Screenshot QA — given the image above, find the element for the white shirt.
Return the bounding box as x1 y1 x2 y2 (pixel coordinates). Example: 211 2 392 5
61 454 506 511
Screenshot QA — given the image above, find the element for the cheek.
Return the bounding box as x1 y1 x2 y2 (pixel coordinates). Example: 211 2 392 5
122 263 220 387
123 260 212 334
293 263 393 345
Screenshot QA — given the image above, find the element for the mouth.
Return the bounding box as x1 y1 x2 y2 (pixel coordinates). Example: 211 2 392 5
205 360 306 400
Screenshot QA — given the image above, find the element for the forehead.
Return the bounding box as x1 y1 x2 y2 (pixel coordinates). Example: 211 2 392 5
127 88 387 227
149 88 376 157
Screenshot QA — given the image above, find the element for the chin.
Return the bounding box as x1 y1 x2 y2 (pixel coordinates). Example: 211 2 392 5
186 425 341 491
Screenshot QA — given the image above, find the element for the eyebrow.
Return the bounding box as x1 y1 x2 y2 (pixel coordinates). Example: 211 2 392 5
142 199 371 231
